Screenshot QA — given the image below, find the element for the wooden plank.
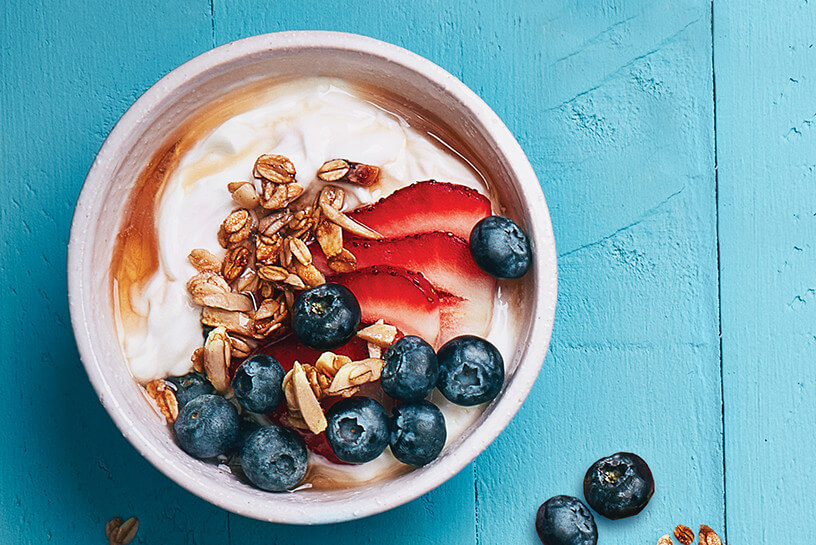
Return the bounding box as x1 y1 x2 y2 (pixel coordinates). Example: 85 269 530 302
0 1 222 543
474 2 725 543
714 1 816 542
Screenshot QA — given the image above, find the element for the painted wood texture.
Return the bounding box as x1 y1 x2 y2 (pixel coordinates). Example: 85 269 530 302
0 0 808 543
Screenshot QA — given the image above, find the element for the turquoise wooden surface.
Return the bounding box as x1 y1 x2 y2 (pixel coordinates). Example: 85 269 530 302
0 1 809 543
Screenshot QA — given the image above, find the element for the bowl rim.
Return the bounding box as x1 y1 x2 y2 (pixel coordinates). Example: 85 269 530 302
68 30 557 524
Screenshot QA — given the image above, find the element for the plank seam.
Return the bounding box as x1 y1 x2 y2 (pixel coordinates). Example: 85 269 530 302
473 475 481 545
710 0 728 542
209 0 216 46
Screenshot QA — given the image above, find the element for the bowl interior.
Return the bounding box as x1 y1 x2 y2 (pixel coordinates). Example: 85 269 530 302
69 32 556 524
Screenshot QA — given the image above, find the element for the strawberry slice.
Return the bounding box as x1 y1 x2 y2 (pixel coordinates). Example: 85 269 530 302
330 265 441 345
313 232 495 341
349 180 492 240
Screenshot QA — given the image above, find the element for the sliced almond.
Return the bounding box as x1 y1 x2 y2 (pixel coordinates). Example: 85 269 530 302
228 334 255 358
283 273 306 290
258 210 292 236
228 181 260 208
253 297 282 320
367 343 382 359
188 248 222 272
187 271 230 299
315 220 343 258
289 237 312 266
326 358 384 395
204 326 231 392
315 352 351 377
290 260 325 288
201 307 254 337
197 292 254 312
327 248 357 273
320 200 381 239
291 362 327 434
357 320 398 347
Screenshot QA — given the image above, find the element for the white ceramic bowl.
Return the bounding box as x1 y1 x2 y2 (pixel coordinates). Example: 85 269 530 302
68 31 557 524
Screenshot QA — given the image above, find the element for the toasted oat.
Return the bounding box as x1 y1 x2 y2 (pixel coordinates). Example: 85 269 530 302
222 245 250 281
219 209 253 247
203 326 231 392
262 182 303 210
197 292 254 312
254 154 296 184
257 265 289 283
289 236 312 266
317 159 380 186
254 297 282 321
106 516 139 545
145 379 179 422
191 347 204 373
255 233 283 265
283 272 306 290
318 185 345 210
188 248 221 272
357 320 398 347
258 209 292 236
327 248 357 273
290 260 325 288
227 334 255 358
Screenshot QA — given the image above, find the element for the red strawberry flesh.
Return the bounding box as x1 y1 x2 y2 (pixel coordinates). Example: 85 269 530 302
349 180 492 240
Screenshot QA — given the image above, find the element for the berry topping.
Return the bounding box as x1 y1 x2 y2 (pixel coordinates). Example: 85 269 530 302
535 495 598 545
240 425 308 492
231 354 285 414
173 394 239 459
325 396 390 464
583 452 654 519
292 283 361 350
330 265 441 344
382 335 439 402
166 372 215 408
349 180 491 240
389 400 447 466
312 231 496 341
469 215 532 279
436 335 504 406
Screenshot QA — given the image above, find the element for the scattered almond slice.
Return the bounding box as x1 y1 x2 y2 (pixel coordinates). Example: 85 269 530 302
357 320 398 347
188 248 222 272
367 343 382 359
319 200 382 239
290 362 327 434
201 307 255 337
326 358 384 395
203 326 231 393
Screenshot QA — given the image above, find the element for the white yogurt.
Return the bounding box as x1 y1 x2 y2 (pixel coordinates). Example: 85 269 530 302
117 78 515 484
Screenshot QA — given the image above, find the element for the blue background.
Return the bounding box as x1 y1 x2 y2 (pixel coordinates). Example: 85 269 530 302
1 1 812 543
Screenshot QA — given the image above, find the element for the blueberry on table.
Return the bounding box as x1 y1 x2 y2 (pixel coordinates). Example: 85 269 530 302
325 396 390 464
436 335 504 406
583 452 654 519
389 400 447 466
292 283 361 350
232 354 285 414
166 372 215 408
382 335 439 402
535 495 598 545
469 215 532 279
174 394 239 459
240 425 308 492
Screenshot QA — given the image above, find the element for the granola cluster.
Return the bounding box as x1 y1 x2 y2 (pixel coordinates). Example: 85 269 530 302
148 154 386 425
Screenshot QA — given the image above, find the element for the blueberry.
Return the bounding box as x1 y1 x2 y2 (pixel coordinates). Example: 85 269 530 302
292 283 361 350
174 394 239 459
382 336 439 401
232 354 285 414
230 418 262 455
166 372 215 408
469 215 532 279
390 400 446 466
240 425 308 492
535 495 597 545
583 452 654 519
325 397 389 463
436 335 504 406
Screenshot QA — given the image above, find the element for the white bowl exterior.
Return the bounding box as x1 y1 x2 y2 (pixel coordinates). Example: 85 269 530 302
68 31 557 524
